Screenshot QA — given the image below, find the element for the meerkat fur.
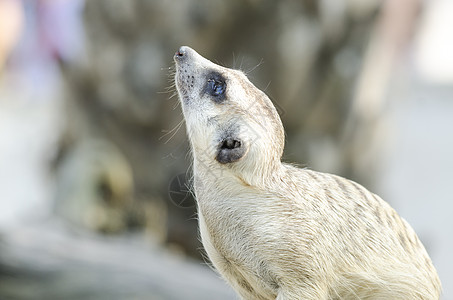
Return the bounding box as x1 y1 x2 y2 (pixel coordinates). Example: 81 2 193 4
173 46 441 300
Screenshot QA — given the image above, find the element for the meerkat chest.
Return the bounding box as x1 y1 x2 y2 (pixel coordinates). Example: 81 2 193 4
197 192 259 261
196 186 280 297
198 207 278 300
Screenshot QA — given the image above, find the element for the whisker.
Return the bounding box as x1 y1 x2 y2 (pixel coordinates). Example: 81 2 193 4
160 118 185 144
158 65 178 99
172 97 180 109
263 80 272 92
246 58 264 74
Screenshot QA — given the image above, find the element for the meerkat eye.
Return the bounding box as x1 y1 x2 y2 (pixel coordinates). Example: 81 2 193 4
205 72 226 102
207 79 226 97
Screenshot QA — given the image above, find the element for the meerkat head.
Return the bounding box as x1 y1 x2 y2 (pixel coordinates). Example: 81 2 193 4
174 46 284 182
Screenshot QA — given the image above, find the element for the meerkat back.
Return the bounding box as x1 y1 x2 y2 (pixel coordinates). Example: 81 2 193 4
173 46 441 300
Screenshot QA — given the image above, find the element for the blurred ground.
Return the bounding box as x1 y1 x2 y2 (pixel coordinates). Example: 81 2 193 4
0 0 452 299
0 220 235 300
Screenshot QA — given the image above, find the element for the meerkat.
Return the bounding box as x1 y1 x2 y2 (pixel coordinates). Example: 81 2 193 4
173 46 441 300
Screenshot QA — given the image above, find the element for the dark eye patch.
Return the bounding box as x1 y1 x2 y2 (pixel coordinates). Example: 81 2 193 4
205 72 226 102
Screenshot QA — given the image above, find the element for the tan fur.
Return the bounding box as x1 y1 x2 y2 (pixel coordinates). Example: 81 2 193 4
173 46 441 299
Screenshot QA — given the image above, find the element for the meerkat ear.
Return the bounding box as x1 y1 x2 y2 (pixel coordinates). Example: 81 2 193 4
216 137 247 164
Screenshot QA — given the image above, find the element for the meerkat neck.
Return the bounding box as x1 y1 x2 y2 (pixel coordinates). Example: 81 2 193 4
193 154 285 190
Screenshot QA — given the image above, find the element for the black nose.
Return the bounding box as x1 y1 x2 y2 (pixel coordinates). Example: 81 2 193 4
175 46 187 58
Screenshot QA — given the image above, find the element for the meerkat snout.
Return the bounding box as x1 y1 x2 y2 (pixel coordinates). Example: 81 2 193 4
173 46 441 300
175 48 185 58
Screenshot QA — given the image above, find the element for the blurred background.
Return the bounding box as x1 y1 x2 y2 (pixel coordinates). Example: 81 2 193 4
0 0 452 299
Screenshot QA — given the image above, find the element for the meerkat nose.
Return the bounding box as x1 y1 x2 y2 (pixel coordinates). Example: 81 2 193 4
175 46 192 61
175 47 185 57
